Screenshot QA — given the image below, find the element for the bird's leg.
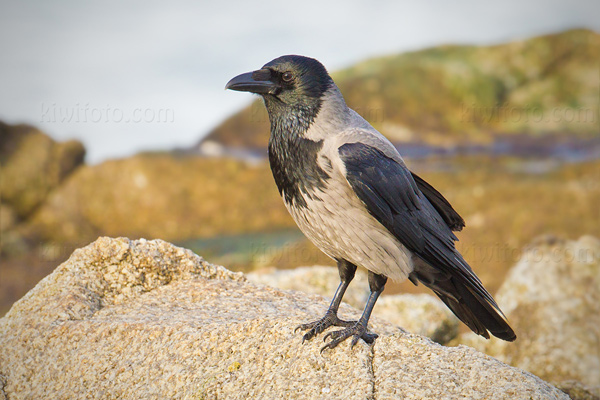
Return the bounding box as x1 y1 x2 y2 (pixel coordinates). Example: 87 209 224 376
321 271 387 352
296 260 358 343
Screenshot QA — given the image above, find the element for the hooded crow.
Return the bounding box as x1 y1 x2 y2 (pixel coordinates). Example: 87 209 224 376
226 55 516 351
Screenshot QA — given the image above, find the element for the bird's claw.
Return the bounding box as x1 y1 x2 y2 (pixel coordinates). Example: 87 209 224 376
295 311 355 343
320 322 378 353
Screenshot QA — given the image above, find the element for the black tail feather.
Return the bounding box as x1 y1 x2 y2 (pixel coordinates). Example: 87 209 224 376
436 282 516 341
409 261 516 342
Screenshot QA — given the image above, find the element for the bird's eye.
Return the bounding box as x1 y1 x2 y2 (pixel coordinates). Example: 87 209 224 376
282 71 294 82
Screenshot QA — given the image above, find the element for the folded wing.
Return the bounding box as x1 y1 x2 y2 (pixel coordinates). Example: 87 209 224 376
339 142 515 341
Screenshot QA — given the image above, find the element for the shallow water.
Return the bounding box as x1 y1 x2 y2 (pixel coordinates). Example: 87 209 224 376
176 229 305 270
194 133 600 173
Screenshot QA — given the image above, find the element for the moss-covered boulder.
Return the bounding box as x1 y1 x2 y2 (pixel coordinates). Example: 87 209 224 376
202 29 599 151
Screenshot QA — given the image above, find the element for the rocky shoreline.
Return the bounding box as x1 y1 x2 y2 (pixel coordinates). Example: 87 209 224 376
1 236 598 399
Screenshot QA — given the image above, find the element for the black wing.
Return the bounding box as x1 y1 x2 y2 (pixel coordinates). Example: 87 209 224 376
339 142 465 280
339 142 515 341
411 172 465 232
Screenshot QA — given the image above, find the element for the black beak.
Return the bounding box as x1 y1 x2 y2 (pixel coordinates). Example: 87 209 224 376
225 69 280 95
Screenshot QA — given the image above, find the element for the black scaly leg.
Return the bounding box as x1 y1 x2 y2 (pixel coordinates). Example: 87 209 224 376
321 271 387 352
295 259 358 342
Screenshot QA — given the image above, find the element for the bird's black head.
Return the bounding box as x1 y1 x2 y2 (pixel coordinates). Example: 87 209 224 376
225 55 333 112
227 56 334 205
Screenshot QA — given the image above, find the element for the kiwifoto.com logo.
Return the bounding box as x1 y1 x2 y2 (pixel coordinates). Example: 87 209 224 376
41 103 175 123
461 103 597 124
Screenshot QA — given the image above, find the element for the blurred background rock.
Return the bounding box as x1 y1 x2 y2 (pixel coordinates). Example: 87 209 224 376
2 26 599 316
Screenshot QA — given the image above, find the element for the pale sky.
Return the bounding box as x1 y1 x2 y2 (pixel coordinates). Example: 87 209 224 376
1 0 599 163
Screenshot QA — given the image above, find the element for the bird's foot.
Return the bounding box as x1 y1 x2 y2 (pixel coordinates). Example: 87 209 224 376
320 321 378 353
295 310 356 343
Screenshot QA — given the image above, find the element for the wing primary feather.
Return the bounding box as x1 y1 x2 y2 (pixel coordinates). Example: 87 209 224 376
339 141 514 341
411 172 465 232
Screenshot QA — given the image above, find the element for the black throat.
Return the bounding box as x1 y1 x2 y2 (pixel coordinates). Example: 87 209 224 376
265 97 330 208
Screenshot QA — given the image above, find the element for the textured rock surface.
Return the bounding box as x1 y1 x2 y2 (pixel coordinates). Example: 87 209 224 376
246 266 370 309
247 266 459 344
375 294 458 344
456 235 600 390
0 237 567 399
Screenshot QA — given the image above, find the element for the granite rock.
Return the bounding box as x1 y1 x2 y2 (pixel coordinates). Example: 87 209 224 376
246 266 370 309
456 235 600 390
0 237 567 400
375 294 458 344
247 266 459 344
